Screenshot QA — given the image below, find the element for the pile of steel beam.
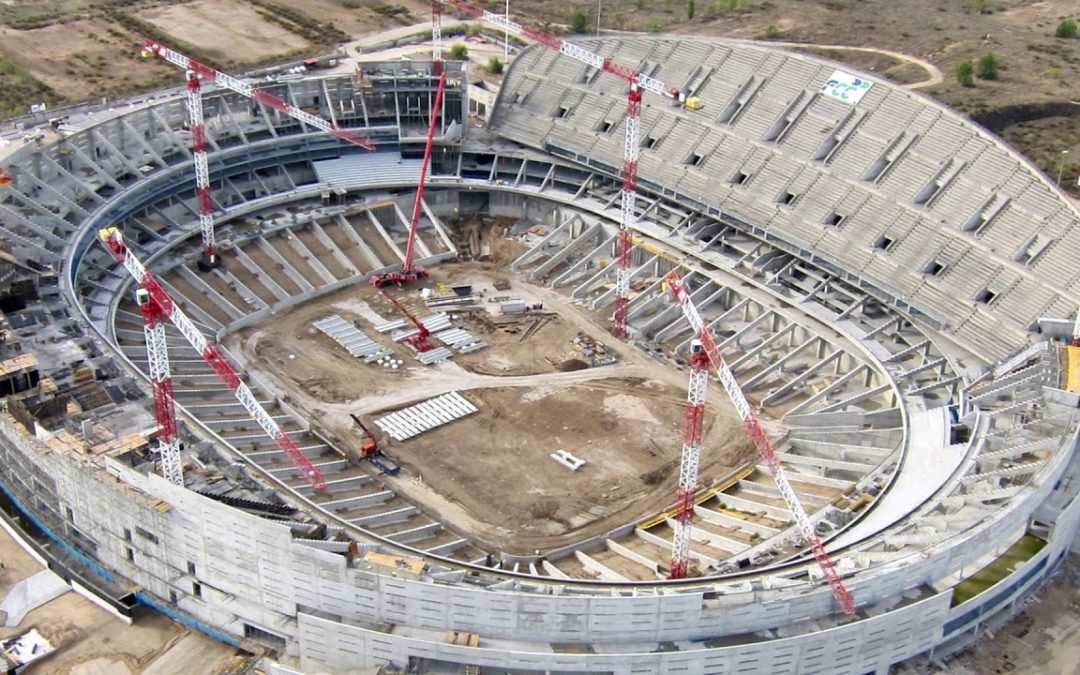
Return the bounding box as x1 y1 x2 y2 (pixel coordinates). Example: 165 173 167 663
434 327 488 354
374 391 478 441
417 347 454 365
313 315 383 360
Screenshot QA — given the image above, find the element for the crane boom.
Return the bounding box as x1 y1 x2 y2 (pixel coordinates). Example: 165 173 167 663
442 1 685 103
380 289 433 352
664 270 856 617
141 40 376 152
371 70 447 287
98 227 328 492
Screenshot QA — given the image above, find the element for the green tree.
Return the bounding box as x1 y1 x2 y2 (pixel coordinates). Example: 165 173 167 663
570 10 588 34
1057 18 1078 38
955 59 974 87
486 56 504 75
970 0 987 14
467 22 482 37
764 24 780 39
449 42 468 59
687 0 696 20
976 52 1000 80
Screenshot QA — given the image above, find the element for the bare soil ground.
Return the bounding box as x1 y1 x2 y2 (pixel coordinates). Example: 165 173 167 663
0 525 245 675
137 0 310 64
0 18 174 109
226 262 757 552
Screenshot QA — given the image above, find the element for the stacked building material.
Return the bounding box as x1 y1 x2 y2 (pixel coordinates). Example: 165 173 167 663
313 315 383 361
374 391 478 441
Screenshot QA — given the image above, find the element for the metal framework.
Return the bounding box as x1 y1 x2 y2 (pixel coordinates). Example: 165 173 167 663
185 72 217 269
380 289 434 352
664 270 856 617
370 71 448 287
669 339 709 579
142 40 376 151
137 288 184 486
439 0 698 338
99 227 328 492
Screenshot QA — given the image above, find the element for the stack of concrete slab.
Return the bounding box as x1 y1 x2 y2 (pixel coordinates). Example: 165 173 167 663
434 328 488 353
313 315 382 361
374 391 478 441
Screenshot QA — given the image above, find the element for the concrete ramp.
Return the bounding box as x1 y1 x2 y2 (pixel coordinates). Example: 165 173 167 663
1 569 69 626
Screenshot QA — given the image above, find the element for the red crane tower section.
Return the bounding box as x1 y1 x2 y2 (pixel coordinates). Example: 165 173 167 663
137 287 184 486
439 0 702 339
0 167 11 187
370 70 448 288
98 227 328 493
669 339 710 579
184 71 218 270
664 270 856 617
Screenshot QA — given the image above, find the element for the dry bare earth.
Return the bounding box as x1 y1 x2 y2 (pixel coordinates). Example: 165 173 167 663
138 0 311 64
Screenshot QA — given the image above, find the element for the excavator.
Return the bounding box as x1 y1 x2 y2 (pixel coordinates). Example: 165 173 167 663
349 414 400 476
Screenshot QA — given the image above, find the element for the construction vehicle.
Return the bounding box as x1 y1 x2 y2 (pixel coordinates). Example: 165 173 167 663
369 70 448 288
349 414 401 476
380 288 434 352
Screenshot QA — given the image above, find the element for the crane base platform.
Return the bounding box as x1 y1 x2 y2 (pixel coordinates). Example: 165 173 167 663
370 270 429 288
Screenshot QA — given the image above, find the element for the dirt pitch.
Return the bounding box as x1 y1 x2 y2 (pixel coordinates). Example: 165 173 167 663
228 263 755 552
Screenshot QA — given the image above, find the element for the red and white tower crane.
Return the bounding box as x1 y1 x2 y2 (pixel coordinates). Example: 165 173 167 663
98 227 328 493
669 338 710 579
370 70 448 288
136 287 184 486
431 0 442 66
184 70 218 270
664 270 856 617
141 40 378 270
1071 309 1080 347
437 1 702 339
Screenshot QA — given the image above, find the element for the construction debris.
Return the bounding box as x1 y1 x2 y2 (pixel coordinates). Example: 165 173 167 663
571 332 617 367
375 391 478 441
551 449 586 471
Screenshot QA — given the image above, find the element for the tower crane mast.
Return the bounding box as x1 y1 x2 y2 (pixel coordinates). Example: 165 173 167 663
98 227 328 493
184 71 218 270
1071 309 1080 347
438 0 702 338
137 287 184 486
664 270 856 617
669 339 709 579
